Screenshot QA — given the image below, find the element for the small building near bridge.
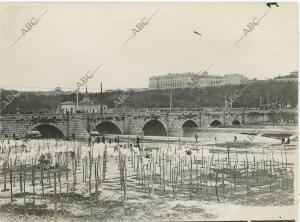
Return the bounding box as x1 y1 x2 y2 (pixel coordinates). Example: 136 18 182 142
57 87 107 114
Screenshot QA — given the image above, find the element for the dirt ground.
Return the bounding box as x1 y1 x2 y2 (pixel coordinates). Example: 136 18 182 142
0 130 296 222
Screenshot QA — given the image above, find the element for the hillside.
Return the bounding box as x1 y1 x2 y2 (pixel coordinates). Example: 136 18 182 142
0 80 297 114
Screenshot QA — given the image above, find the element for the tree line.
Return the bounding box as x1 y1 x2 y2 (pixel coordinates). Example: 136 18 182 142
1 80 297 114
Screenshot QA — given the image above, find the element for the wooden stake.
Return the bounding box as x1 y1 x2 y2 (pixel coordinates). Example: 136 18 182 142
82 159 85 182
19 163 23 193
54 170 57 222
3 161 7 191
269 159 272 191
95 159 98 195
73 155 76 191
58 155 62 195
103 148 107 181
33 159 36 215
41 160 44 196
9 162 13 203
48 159 51 187
66 155 69 194
89 151 92 215
123 156 127 210
215 169 219 201
24 160 26 204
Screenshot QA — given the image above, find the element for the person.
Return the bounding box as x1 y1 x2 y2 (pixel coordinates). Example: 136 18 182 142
137 136 140 145
117 136 120 143
195 134 198 143
145 153 151 159
286 137 290 144
281 137 285 144
114 145 118 152
186 149 192 155
234 136 237 143
115 137 118 143
214 136 217 142
101 136 105 144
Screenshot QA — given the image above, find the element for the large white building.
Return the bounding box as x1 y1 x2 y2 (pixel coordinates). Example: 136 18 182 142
148 72 248 89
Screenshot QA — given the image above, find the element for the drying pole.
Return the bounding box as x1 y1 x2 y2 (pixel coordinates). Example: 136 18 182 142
9 161 12 203
54 169 57 222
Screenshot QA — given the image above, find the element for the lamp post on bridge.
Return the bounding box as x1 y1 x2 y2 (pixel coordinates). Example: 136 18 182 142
199 108 202 128
166 82 175 112
66 111 70 141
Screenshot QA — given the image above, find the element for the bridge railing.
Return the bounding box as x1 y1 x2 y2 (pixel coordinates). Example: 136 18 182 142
0 108 278 121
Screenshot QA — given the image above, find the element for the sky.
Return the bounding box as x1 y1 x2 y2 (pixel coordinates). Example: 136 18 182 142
0 2 298 92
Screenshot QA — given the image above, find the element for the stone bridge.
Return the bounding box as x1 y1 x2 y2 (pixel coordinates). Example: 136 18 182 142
0 109 277 139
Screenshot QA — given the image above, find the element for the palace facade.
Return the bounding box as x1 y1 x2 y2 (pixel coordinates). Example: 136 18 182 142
148 72 248 89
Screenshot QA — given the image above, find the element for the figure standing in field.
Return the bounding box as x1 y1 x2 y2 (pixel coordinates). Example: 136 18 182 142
195 134 198 143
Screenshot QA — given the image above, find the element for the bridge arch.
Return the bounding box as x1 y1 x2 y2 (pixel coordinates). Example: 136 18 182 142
26 123 65 138
181 119 198 136
95 121 123 135
210 119 222 127
232 119 241 125
143 119 167 136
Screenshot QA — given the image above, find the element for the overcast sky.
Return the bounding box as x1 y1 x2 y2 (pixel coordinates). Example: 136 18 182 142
0 2 298 92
